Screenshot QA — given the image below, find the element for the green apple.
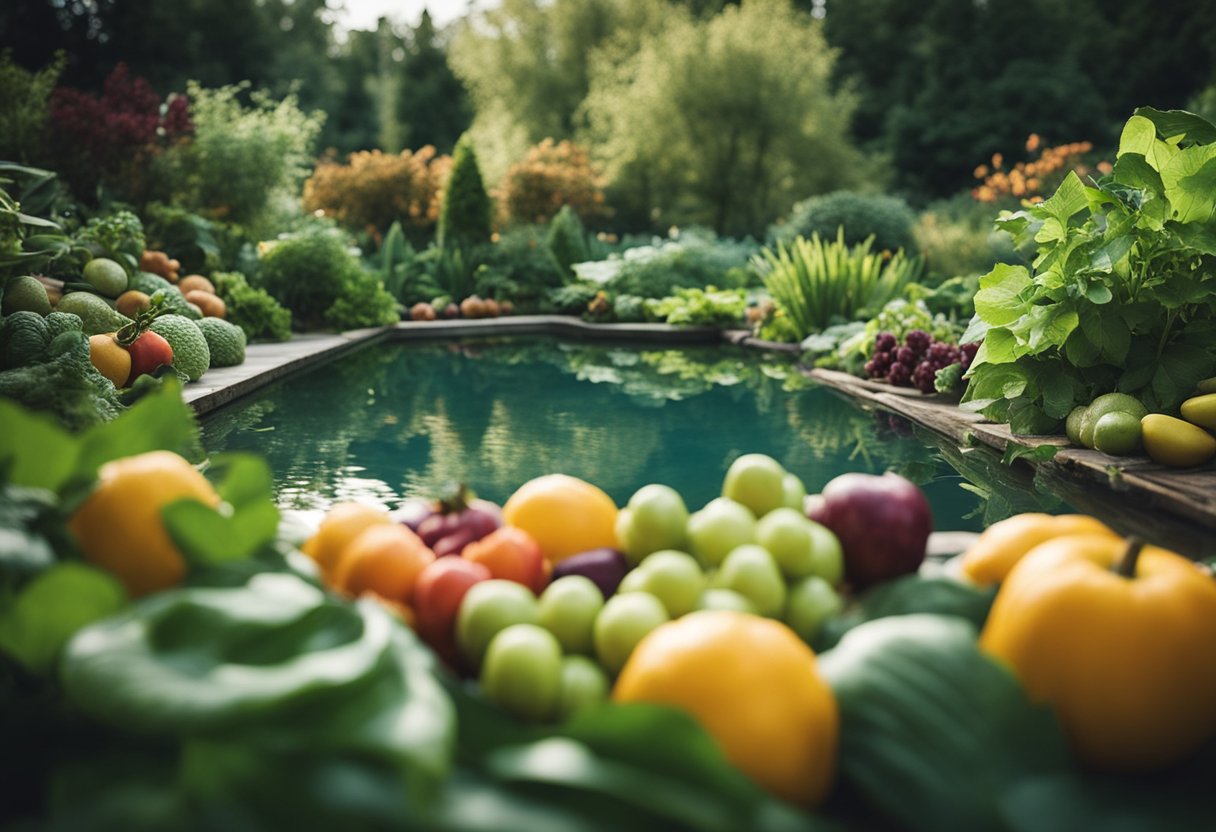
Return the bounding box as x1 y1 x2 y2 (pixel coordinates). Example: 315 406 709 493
537 575 604 655
456 579 539 667
755 507 817 579
782 472 807 511
721 453 787 518
696 587 758 614
686 497 756 568
480 623 563 722
713 544 786 618
615 484 690 565
784 575 844 643
806 521 844 586
628 549 705 617
594 592 670 674
556 655 610 720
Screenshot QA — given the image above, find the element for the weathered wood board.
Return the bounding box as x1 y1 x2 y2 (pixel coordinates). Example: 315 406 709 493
807 368 1216 558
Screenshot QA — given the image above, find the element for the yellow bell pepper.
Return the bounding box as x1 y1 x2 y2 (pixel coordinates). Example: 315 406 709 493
980 533 1216 771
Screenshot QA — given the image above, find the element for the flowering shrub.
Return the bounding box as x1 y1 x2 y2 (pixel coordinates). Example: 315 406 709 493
303 147 451 240
49 63 191 199
971 134 1109 204
496 139 607 227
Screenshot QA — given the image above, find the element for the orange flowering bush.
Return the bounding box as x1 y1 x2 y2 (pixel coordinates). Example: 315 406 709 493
971 134 1109 204
496 139 608 227
303 146 452 237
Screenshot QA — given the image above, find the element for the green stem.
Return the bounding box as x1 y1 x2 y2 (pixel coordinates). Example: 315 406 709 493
1114 536 1145 579
1156 310 1177 359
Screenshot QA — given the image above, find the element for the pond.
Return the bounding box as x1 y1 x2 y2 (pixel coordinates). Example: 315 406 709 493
200 337 1070 531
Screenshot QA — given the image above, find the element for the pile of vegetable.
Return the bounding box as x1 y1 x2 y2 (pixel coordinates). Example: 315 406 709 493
3 385 1215 830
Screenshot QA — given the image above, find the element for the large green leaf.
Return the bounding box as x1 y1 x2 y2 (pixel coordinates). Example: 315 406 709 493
1077 304 1130 365
818 614 1072 832
1132 107 1216 146
0 399 77 492
1159 143 1216 224
0 563 126 674
1118 115 1180 171
974 264 1031 326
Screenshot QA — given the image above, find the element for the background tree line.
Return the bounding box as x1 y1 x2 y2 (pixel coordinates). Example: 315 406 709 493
3 0 1214 235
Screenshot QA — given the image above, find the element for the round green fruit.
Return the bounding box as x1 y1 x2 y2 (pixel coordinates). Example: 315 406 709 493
456 579 539 667
615 483 689 565
594 592 669 674
713 544 786 618
722 453 787 518
1065 406 1087 447
1080 393 1148 449
696 587 758 614
784 576 844 643
82 258 129 298
537 575 603 655
627 549 705 618
480 624 563 722
1092 411 1142 456
686 497 756 569
556 655 610 720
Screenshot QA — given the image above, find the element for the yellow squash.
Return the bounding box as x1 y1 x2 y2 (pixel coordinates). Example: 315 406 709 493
980 533 1216 771
958 513 1116 586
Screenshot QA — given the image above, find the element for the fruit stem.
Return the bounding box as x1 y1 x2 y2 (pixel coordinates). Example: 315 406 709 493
115 292 169 347
1114 536 1145 579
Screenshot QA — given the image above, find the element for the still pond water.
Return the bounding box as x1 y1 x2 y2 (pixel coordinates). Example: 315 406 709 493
201 338 1067 530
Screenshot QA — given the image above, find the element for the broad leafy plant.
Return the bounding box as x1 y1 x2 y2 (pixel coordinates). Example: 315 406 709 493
756 230 924 339
962 108 1216 433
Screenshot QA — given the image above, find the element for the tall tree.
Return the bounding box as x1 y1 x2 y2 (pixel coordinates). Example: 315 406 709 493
584 0 869 235
395 11 471 154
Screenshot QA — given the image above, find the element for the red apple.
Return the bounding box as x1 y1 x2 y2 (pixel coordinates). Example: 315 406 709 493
806 472 932 590
124 330 174 385
414 557 491 669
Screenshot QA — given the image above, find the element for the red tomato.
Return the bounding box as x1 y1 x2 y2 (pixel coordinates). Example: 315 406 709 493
414 557 491 670
125 330 174 385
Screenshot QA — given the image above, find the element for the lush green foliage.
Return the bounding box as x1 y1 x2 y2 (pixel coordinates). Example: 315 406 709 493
0 49 63 166
153 82 323 234
546 205 591 278
497 138 607 226
645 286 748 327
437 135 491 249
0 330 122 430
962 108 1216 433
584 0 870 235
473 226 567 305
596 232 756 299
771 191 919 255
302 147 451 238
252 226 397 331
915 197 1015 282
212 271 292 342
757 231 925 339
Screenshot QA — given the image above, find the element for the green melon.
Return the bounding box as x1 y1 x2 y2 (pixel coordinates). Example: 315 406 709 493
56 292 132 335
150 314 211 381
196 318 246 367
2 275 52 316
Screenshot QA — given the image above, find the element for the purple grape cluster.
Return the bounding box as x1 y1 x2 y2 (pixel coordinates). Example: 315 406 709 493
865 330 980 394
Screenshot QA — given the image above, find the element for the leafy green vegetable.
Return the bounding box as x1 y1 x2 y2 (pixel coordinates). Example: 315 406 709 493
645 286 747 327
819 614 1072 831
964 109 1216 431
75 210 146 275
0 330 123 431
212 271 293 342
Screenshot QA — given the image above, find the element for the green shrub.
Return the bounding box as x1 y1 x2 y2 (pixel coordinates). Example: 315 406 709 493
154 82 324 235
545 283 600 315
212 271 292 342
254 227 360 329
324 271 400 331
771 191 918 255
546 207 590 278
755 230 925 339
914 197 1015 282
437 135 491 249
143 203 222 275
473 226 566 308
602 234 756 299
0 50 63 166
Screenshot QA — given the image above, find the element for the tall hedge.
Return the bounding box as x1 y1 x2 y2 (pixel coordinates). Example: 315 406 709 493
437 135 491 249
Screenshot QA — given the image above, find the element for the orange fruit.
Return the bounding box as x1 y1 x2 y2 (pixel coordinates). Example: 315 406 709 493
614 610 838 806
959 513 1117 585
331 523 434 603
88 333 132 387
502 474 618 563
68 450 220 597
302 502 393 575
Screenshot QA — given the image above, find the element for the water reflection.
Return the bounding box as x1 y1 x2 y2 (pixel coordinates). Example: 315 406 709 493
201 338 1064 532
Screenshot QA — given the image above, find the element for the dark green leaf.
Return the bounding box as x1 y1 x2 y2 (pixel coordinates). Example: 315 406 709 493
0 399 78 492
1007 398 1058 435
1110 153 1165 197
1169 219 1216 255
0 563 126 674
813 577 996 652
1002 444 1060 465
1132 107 1216 146
1082 282 1113 304
162 497 280 565
1078 305 1130 365
1151 344 1215 410
1038 372 1078 420
1160 144 1216 224
818 615 1071 832
74 378 203 483
209 453 275 509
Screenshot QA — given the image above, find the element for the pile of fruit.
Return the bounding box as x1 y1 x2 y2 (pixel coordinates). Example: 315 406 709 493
1067 385 1216 467
6 379 1216 829
408 295 514 321
864 330 979 394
